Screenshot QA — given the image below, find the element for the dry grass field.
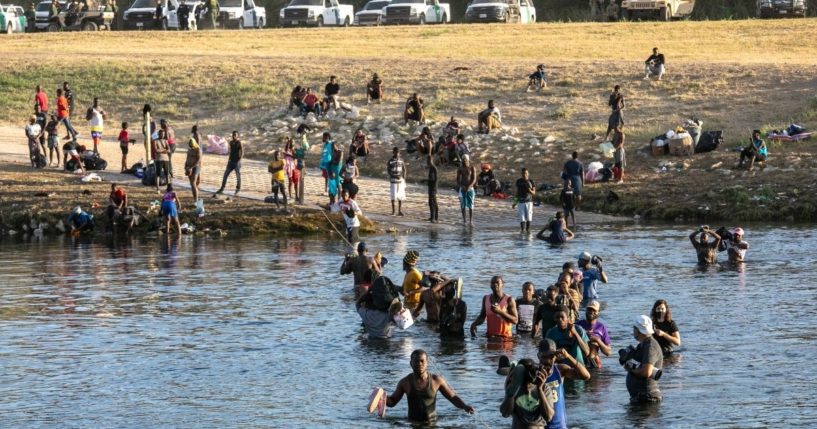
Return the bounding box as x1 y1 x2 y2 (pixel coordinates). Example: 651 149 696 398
2 20 817 221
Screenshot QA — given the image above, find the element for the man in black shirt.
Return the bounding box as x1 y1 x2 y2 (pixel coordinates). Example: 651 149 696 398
644 47 665 80
426 153 438 223
177 0 191 30
514 168 535 233
154 0 164 29
324 76 340 112
215 131 243 196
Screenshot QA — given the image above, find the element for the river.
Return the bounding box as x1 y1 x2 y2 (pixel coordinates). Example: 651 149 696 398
1 225 815 428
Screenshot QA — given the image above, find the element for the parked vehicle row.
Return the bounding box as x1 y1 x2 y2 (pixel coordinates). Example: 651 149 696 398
4 0 809 33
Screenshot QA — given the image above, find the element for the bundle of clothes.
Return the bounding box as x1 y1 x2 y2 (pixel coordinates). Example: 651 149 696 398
766 124 811 142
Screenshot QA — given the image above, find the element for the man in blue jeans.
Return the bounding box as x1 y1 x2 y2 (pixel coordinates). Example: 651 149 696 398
215 131 243 196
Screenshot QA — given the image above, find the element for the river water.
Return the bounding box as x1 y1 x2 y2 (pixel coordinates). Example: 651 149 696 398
1 225 815 428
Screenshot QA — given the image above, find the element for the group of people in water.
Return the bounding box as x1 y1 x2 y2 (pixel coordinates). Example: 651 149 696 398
341 239 715 427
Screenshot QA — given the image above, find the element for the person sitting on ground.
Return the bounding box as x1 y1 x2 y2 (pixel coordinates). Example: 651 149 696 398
411 126 435 156
516 282 541 336
576 300 612 369
67 206 95 234
454 134 470 164
622 315 664 404
536 212 575 244
689 226 722 266
478 99 502 134
439 281 467 339
577 252 607 302
349 128 369 162
723 227 749 264
531 285 559 338
366 73 384 104
737 129 767 171
470 276 518 340
499 339 590 429
650 299 681 356
443 116 460 137
118 122 136 173
268 150 287 210
477 163 500 196
323 75 340 112
289 85 306 111
644 47 665 81
301 88 323 118
404 93 425 124
383 349 476 423
527 64 547 92
560 180 576 229
545 306 591 367
161 184 181 235
401 250 424 317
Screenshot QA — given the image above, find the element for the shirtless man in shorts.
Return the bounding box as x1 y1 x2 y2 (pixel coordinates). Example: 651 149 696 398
456 155 477 225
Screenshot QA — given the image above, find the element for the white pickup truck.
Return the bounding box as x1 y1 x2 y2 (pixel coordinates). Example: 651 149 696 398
382 0 450 24
464 0 535 23
354 0 389 25
280 0 354 27
219 0 266 28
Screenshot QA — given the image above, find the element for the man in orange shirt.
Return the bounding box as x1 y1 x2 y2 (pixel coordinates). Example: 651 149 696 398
56 88 79 140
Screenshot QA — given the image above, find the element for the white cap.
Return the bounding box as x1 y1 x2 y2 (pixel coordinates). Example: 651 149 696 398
73 206 82 214
634 315 654 336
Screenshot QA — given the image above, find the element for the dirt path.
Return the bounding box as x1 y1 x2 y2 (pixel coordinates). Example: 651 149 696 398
0 126 625 232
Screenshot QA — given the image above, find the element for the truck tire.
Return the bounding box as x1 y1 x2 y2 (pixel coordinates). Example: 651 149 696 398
82 20 98 31
238 18 244 29
161 18 168 30
659 6 670 21
257 18 264 28
343 16 350 27
418 13 425 24
316 15 323 26
47 23 60 32
503 11 510 22
441 12 446 23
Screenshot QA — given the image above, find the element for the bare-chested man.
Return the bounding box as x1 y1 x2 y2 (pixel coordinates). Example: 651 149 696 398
456 153 477 225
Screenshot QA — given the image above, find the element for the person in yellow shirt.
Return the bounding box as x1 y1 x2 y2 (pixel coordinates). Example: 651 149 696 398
268 150 287 210
401 250 424 316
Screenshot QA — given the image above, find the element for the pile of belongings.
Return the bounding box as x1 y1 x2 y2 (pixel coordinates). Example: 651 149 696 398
766 124 812 142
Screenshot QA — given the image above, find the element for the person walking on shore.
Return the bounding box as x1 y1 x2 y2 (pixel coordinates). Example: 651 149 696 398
387 147 406 216
606 85 625 140
215 131 243 196
515 168 536 233
426 153 438 223
184 136 203 201
56 88 78 141
87 97 106 154
268 150 287 210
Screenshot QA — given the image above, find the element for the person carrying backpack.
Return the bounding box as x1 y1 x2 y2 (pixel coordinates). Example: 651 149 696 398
357 275 402 339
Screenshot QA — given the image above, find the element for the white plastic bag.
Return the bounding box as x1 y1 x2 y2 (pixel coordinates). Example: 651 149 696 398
81 173 102 182
205 135 229 155
393 308 414 330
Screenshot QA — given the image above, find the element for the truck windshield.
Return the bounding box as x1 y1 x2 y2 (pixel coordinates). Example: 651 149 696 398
289 0 323 5
392 0 424 4
219 0 242 7
36 2 53 11
365 0 388 9
129 0 157 8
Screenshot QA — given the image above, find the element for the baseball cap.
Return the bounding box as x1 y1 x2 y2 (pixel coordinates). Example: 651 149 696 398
586 300 601 311
538 338 559 356
633 315 654 336
578 251 592 261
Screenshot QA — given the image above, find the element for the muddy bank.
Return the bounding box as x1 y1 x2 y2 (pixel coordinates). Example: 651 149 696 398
0 163 376 239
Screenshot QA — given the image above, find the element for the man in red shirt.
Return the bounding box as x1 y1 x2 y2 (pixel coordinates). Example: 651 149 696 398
300 87 323 118
56 88 79 140
108 183 131 230
35 85 49 113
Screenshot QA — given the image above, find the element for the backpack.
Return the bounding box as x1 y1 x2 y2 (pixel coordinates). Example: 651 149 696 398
85 107 94 121
369 276 399 312
33 152 47 169
84 154 108 171
695 130 723 154
142 162 157 186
